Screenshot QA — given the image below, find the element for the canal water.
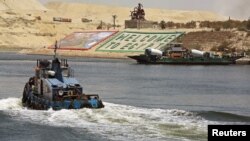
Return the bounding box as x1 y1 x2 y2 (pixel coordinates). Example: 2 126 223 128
0 53 249 141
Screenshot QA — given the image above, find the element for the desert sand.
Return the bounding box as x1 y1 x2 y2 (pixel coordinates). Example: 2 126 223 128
0 0 231 58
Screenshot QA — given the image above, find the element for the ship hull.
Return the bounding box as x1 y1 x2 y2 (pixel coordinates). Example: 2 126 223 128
128 55 233 65
22 82 104 110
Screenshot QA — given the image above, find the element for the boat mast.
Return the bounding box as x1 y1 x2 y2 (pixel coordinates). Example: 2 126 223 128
54 40 58 59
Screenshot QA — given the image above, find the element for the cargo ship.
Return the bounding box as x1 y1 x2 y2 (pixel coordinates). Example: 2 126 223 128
128 43 233 65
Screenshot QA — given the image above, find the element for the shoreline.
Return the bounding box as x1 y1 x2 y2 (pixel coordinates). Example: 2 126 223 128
1 47 137 60
1 47 249 65
20 47 141 59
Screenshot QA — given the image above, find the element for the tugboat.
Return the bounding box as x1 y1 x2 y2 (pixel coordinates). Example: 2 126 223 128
128 43 233 65
22 44 104 110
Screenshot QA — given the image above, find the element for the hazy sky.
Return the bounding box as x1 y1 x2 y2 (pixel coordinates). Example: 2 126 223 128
39 0 250 19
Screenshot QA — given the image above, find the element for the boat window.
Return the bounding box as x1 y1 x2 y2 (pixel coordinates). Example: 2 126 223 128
62 68 69 77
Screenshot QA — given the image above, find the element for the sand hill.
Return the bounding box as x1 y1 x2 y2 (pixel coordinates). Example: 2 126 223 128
1 0 248 59
0 0 47 11
46 2 225 24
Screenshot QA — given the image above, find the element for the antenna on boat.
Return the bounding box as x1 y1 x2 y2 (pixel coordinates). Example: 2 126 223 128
54 40 58 59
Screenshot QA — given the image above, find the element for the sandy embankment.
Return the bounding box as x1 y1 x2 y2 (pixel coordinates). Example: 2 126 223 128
0 0 226 58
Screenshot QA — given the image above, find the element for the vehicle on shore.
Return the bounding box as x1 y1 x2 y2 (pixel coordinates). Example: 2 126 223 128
22 50 104 110
128 43 234 65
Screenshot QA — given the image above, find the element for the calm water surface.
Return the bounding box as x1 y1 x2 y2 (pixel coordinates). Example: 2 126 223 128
0 53 249 141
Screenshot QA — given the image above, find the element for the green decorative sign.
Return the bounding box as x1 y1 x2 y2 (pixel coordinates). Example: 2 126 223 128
96 31 184 53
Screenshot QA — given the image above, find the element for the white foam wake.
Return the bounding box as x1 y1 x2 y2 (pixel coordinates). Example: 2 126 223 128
0 98 211 141
0 97 23 110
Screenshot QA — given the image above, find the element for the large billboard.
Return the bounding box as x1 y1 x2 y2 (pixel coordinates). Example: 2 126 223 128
49 31 118 50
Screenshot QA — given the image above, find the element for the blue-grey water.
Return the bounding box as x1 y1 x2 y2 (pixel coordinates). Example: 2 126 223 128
0 52 250 141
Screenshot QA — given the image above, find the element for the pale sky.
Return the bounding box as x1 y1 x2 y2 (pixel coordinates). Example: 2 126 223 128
39 0 250 19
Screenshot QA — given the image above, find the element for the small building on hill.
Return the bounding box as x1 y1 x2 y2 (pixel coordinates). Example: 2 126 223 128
125 3 158 29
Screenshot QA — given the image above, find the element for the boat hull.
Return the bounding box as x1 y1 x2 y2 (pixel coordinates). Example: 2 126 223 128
22 83 104 110
128 55 233 65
